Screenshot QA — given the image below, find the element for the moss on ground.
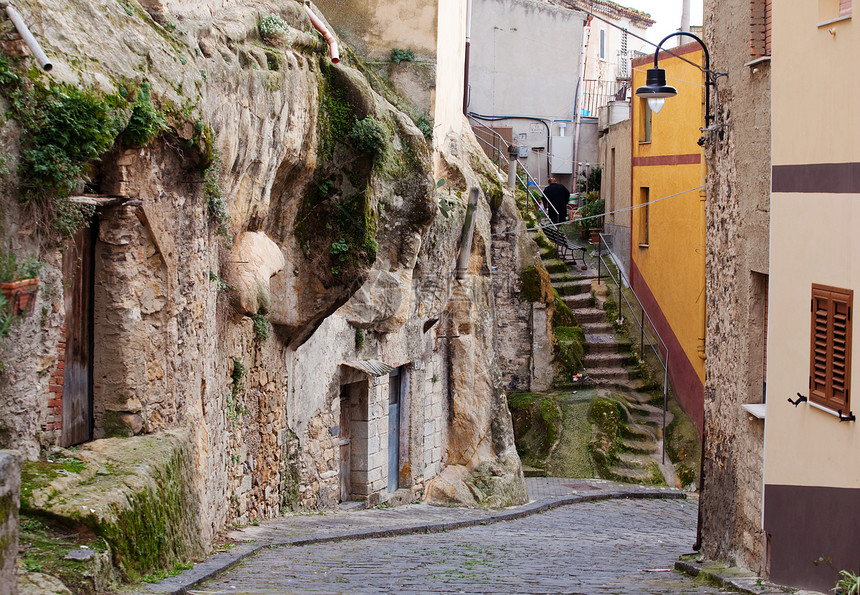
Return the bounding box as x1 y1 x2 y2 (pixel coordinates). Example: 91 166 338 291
507 392 562 471
553 325 586 385
545 396 595 478
665 396 702 488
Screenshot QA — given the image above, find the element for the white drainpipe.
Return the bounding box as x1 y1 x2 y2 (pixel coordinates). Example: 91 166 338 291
303 1 340 64
0 0 52 71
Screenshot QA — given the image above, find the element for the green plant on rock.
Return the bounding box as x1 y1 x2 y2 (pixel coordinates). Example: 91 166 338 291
258 14 289 43
349 116 387 155
230 358 246 399
251 312 270 342
122 81 167 147
354 327 365 351
8 78 122 237
416 114 433 140
203 157 230 237
390 48 415 64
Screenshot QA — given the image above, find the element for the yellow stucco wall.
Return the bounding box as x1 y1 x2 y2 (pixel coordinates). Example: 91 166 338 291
765 4 860 490
631 45 706 387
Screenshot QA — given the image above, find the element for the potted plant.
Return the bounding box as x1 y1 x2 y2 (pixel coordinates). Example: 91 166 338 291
0 252 43 316
588 197 605 243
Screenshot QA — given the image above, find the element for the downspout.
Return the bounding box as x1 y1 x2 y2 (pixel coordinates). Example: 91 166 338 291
303 1 339 63
572 16 589 190
463 0 473 114
0 0 52 71
455 188 480 280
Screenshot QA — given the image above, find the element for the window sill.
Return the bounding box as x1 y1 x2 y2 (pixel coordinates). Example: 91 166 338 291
740 403 766 419
808 400 846 418
744 56 771 68
638 141 651 146
818 14 852 28
638 243 649 249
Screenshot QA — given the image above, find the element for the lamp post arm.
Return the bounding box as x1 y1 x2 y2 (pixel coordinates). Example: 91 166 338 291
652 31 713 127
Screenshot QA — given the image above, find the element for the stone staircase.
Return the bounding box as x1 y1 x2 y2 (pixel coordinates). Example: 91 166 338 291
536 233 678 487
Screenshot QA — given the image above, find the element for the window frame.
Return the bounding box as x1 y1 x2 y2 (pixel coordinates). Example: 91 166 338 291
809 284 853 413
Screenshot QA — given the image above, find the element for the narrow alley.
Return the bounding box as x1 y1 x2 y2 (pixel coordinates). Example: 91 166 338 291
138 479 802 595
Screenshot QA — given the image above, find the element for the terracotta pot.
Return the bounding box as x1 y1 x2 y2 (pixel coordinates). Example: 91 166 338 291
580 227 589 240
589 228 601 244
0 277 39 316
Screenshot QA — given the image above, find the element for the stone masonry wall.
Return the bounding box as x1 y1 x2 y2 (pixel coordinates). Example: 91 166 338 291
701 0 771 573
0 450 20 595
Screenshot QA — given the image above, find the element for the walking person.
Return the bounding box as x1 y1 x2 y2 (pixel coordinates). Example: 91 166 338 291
543 177 570 224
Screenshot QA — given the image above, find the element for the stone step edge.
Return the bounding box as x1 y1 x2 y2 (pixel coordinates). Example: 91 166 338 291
140 488 686 595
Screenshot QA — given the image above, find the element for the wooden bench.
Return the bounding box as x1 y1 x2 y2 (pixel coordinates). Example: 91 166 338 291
543 226 587 265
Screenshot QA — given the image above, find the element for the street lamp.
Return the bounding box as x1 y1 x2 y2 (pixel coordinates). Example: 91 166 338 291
635 31 718 129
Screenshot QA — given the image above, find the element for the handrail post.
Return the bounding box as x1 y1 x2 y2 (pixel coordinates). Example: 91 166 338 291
597 239 602 284
662 355 669 464
640 305 645 356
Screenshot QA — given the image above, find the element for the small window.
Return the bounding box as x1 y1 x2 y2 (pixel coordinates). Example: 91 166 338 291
809 284 853 412
639 98 652 143
638 187 649 247
599 29 606 60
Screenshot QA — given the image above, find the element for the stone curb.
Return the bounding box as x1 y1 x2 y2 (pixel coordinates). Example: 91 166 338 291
137 488 685 594
675 559 826 595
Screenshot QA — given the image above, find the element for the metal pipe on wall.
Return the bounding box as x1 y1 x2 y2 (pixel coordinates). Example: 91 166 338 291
303 1 339 63
0 0 52 71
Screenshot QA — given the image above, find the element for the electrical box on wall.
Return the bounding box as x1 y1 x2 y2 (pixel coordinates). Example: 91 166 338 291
517 145 530 158
550 136 574 174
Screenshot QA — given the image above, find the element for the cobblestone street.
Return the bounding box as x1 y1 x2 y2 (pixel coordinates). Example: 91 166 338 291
193 496 729 594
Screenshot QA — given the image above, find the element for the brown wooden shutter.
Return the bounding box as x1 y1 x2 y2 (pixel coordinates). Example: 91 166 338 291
810 284 853 412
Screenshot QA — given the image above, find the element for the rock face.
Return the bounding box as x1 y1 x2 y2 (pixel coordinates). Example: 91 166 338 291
0 450 21 595
0 0 539 578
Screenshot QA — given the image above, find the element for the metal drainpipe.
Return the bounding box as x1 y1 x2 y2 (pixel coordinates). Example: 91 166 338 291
463 0 473 114
303 1 339 63
455 188 480 280
0 0 52 71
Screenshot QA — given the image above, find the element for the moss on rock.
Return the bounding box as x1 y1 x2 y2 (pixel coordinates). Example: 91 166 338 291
20 432 203 582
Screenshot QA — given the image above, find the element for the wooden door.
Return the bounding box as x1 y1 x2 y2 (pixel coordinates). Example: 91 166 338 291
61 222 95 446
339 388 351 502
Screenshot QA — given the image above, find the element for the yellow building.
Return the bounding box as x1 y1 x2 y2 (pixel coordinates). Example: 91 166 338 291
630 44 706 431
764 1 860 590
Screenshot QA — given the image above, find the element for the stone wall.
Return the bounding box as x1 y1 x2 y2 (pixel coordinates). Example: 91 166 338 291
700 0 771 573
598 117 632 279
0 450 20 595
0 0 533 575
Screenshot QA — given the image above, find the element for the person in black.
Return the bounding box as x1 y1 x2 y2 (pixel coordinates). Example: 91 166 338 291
543 177 570 224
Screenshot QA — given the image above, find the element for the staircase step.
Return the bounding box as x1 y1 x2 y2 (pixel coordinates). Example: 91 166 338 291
555 279 592 296
620 438 658 455
585 336 621 354
587 368 631 382
575 308 606 324
582 321 613 333
584 353 625 369
563 294 592 309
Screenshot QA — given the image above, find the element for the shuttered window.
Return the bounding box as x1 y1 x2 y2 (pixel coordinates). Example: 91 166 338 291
810 284 853 412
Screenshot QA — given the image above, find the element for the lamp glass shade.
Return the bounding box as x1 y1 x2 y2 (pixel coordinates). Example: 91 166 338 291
648 97 666 114
635 68 678 100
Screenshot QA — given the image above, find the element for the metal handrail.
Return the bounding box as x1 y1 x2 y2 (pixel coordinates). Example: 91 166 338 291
595 233 671 464
468 128 559 222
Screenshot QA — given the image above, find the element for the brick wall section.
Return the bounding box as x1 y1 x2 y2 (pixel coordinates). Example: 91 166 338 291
44 325 66 433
